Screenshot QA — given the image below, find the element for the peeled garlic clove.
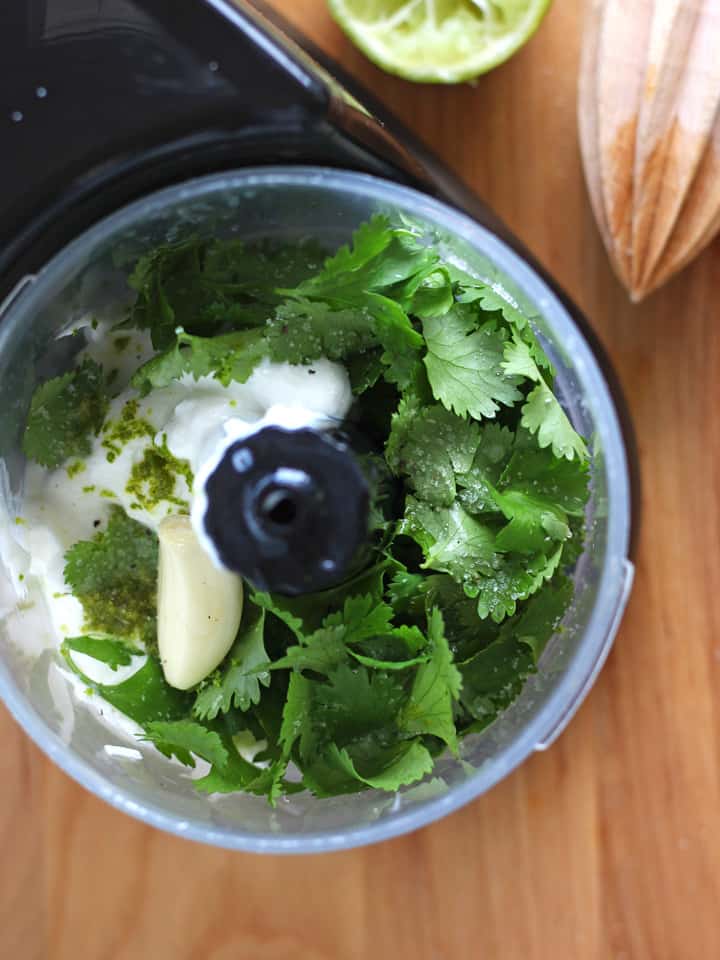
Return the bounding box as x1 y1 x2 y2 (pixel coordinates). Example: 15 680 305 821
157 515 243 690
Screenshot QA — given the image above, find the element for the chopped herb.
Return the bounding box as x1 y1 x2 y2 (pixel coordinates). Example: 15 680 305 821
23 357 108 469
63 506 159 647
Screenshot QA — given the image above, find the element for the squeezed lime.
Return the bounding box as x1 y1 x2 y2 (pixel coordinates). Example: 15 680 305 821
328 0 552 83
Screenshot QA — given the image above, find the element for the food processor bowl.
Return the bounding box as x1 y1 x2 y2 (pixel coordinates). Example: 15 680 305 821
0 168 634 852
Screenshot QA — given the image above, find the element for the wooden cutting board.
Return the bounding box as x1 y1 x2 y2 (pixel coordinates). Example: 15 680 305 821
3 2 720 957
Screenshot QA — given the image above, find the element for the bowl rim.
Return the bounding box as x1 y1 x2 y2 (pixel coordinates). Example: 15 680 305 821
0 165 634 853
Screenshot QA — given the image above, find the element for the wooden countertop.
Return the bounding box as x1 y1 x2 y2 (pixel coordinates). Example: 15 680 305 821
3 2 720 957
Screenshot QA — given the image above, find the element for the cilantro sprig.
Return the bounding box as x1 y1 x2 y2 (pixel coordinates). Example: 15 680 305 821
23 357 108 469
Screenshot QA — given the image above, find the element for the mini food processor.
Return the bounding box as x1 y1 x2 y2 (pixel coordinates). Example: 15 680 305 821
0 0 636 851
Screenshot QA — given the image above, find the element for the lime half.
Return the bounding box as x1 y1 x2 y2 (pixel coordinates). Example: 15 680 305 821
328 0 552 83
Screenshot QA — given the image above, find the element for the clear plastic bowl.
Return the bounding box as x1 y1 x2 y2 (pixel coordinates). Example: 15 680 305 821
0 168 634 852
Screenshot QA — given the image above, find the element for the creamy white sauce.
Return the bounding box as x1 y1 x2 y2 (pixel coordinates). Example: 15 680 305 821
0 322 353 747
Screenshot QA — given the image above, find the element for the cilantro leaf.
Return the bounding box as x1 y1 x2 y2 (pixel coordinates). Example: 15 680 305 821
420 575 500 662
422 308 522 420
297 662 422 798
131 328 267 395
203 236 328 303
128 236 215 349
285 215 435 304
386 570 426 613
456 423 514 513
280 216 427 387
522 380 588 462
500 430 590 516
265 299 376 364
269 596 397 675
450 290 555 375
402 497 496 583
269 624 348 675
23 357 109 468
452 276 554 371
386 399 480 507
318 602 407 670
459 636 535 731
192 606 271 721
407 267 454 319
126 235 322 349
252 558 391 635
502 331 542 380
493 489 570 554
279 672 312 759
510 574 574 663
63 506 159 645
300 753 367 797
323 594 395 641
61 642 191 725
347 350 384 395
401 608 461 753
225 674 314 805
458 576 573 730
192 730 286 798
460 428 588 553
502 333 587 461
249 589 306 640
468 545 564 622
364 291 424 388
62 634 142 670
403 497 565 623
325 740 434 792
454 276 529 327
142 720 229 768
312 664 408 746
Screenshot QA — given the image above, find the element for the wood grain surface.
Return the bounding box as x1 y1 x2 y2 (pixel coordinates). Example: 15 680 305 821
2 2 720 958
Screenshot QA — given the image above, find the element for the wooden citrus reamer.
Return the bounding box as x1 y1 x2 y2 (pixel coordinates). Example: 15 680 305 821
579 0 720 301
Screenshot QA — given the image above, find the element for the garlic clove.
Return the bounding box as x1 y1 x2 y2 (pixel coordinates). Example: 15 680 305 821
157 515 243 690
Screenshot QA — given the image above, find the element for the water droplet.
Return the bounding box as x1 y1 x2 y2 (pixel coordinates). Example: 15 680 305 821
10 110 23 123
35 86 47 99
